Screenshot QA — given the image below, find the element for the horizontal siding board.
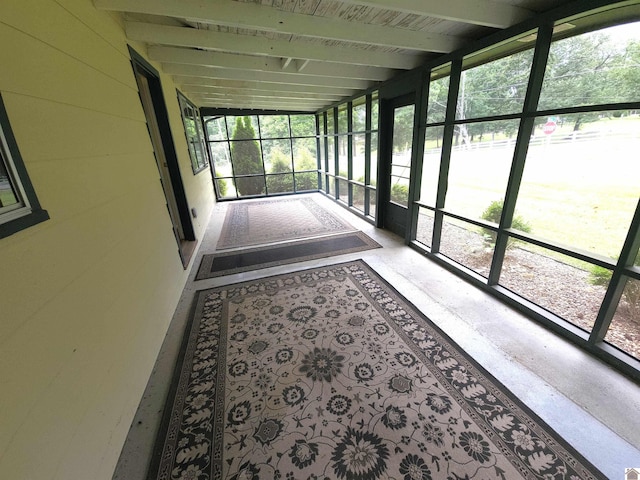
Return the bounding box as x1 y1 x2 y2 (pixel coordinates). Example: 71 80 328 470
0 0 134 87
0 24 142 121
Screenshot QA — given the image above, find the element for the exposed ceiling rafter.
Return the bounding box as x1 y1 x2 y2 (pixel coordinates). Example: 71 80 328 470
95 0 464 52
125 22 423 70
147 46 394 81
162 64 372 89
337 0 532 29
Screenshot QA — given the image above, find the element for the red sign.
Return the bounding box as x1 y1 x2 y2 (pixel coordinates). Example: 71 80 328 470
543 120 556 135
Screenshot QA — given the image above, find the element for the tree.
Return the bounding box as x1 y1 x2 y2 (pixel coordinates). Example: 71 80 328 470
230 117 265 195
266 148 294 194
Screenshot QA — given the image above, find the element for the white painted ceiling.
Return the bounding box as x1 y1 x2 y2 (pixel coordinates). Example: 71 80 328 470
94 0 574 112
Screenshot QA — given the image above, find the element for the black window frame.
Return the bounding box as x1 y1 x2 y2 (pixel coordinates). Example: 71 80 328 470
0 93 49 239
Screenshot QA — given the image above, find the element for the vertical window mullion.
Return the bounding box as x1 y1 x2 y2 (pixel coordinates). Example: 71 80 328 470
487 23 554 285
347 101 353 206
364 94 372 217
591 199 640 343
408 70 429 243
432 58 462 253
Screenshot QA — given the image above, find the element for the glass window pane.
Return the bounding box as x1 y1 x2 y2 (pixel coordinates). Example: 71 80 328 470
266 173 294 194
236 176 266 197
353 97 366 132
259 115 290 138
337 136 348 178
290 114 316 137
338 178 349 202
326 175 333 196
353 184 365 212
215 178 236 199
500 242 609 332
367 188 378 218
209 142 232 177
369 188 377 218
327 137 335 175
0 157 20 209
515 111 640 258
338 105 348 134
416 207 434 248
371 94 379 130
327 110 335 135
457 49 533 120
368 132 378 186
440 216 493 277
230 139 265 196
390 176 410 207
263 139 292 174
391 104 414 206
426 76 450 124
446 119 519 221
227 115 259 139
605 276 640 360
319 137 326 172
352 134 366 182
539 22 640 110
292 138 317 172
295 172 318 192
205 117 227 141
419 126 444 207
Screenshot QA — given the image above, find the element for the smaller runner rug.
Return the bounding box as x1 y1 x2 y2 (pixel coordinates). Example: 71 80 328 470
196 232 381 279
216 196 356 249
148 261 605 480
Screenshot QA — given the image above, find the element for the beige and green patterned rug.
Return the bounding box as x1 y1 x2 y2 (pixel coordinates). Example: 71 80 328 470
216 196 356 250
148 260 604 480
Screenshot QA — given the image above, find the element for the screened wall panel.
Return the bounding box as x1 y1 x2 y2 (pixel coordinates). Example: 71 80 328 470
407 11 640 375
204 113 319 200
319 92 379 221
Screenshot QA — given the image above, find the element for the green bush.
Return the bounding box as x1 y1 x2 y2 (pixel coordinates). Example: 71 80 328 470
390 183 408 205
217 178 228 197
480 200 531 247
589 258 639 322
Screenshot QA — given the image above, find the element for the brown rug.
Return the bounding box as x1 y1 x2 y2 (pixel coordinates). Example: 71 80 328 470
148 260 605 480
196 231 381 279
216 196 356 249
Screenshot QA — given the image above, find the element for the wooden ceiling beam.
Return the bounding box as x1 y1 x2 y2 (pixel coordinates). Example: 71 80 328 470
124 22 423 70
148 46 394 81
95 0 463 52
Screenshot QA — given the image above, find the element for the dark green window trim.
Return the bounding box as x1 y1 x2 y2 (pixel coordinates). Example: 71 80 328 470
177 90 209 175
0 94 49 239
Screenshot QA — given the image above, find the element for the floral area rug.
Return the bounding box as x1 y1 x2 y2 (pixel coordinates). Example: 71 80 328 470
215 197 356 250
148 260 605 480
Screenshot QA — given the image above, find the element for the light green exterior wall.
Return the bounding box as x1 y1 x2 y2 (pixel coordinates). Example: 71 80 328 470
0 1 215 478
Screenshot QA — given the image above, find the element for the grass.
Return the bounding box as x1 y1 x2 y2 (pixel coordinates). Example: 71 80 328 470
434 116 640 262
0 189 18 207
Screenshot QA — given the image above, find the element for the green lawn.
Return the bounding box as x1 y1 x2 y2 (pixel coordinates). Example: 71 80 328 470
424 116 640 261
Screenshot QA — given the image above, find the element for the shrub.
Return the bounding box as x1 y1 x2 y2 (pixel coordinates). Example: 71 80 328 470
390 183 408 205
217 178 228 197
480 200 531 247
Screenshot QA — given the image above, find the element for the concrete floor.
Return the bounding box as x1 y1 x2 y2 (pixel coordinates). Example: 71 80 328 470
113 193 640 480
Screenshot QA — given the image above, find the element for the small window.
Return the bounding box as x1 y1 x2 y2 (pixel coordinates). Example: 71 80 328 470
0 94 48 238
177 91 209 174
